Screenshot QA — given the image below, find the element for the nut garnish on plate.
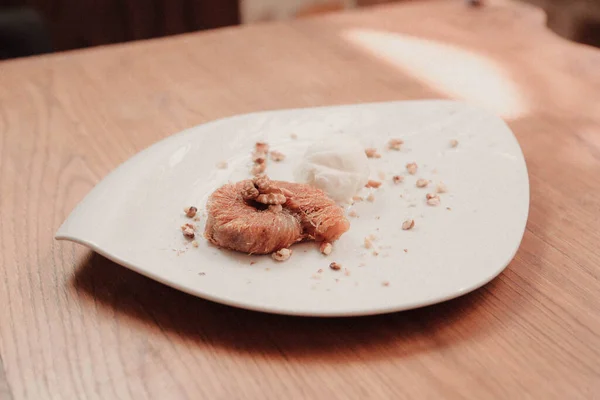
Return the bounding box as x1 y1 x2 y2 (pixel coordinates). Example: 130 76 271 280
272 248 292 261
406 162 418 175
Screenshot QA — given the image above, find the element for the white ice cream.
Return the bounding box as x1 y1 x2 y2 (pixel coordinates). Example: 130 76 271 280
295 136 370 202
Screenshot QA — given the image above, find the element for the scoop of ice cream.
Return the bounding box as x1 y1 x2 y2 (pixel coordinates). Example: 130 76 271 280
294 136 370 202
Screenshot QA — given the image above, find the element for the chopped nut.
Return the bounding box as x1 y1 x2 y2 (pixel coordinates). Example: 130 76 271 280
181 223 196 231
255 142 270 153
320 242 333 255
184 206 198 218
366 180 382 188
252 153 267 164
348 210 358 218
191 240 199 248
402 219 415 230
241 181 260 200
365 148 381 158
182 227 195 239
252 163 266 175
446 207 452 211
416 178 429 188
382 281 390 287
364 237 373 249
387 138 404 150
272 248 292 262
366 193 375 202
352 195 364 202
290 133 298 139
329 262 342 271
392 175 404 184
403 249 408 253
256 192 287 205
216 161 228 169
270 150 286 162
269 204 283 213
426 193 441 206
372 250 379 256
450 139 459 148
378 171 386 180
436 182 448 193
406 162 418 175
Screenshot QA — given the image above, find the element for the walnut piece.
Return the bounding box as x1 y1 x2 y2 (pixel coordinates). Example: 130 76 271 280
184 206 198 218
392 175 404 184
436 182 448 193
252 163 266 175
406 162 418 175
272 248 292 261
402 219 415 230
320 242 333 255
270 150 285 162
329 262 342 271
255 142 270 153
450 139 459 148
365 148 381 158
426 193 441 206
256 193 287 205
366 193 375 202
241 181 259 201
365 180 382 188
416 178 429 188
388 138 404 150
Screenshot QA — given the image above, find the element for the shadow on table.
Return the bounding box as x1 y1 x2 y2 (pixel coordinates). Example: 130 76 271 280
70 252 509 361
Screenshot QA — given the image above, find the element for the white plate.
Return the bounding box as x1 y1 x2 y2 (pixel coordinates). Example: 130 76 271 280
56 100 529 317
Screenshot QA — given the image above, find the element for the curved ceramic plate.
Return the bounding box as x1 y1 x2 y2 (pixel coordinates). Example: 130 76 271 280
56 100 529 317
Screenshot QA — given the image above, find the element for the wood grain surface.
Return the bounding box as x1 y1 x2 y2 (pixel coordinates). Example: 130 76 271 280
1 0 599 398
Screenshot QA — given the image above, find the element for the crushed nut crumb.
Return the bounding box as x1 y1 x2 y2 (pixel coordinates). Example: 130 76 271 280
198 272 206 276
402 219 415 230
403 249 408 253
216 161 228 169
255 142 269 153
393 175 404 184
352 195 364 202
416 178 429 188
320 242 333 255
387 138 404 150
290 133 298 139
364 237 373 249
269 204 283 213
256 192 287 205
426 193 441 206
378 171 386 180
252 163 266 175
348 210 359 218
192 240 199 247
450 139 459 148
372 250 379 256
318 268 323 273
272 248 292 261
366 193 375 202
329 262 342 271
184 206 198 218
365 148 381 158
436 182 448 193
446 207 452 211
182 227 195 239
365 179 382 188
270 150 286 162
406 162 418 175
193 216 201 222
382 281 390 287
181 223 196 231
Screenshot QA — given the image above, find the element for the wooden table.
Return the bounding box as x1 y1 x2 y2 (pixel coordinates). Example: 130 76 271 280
1 0 599 398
